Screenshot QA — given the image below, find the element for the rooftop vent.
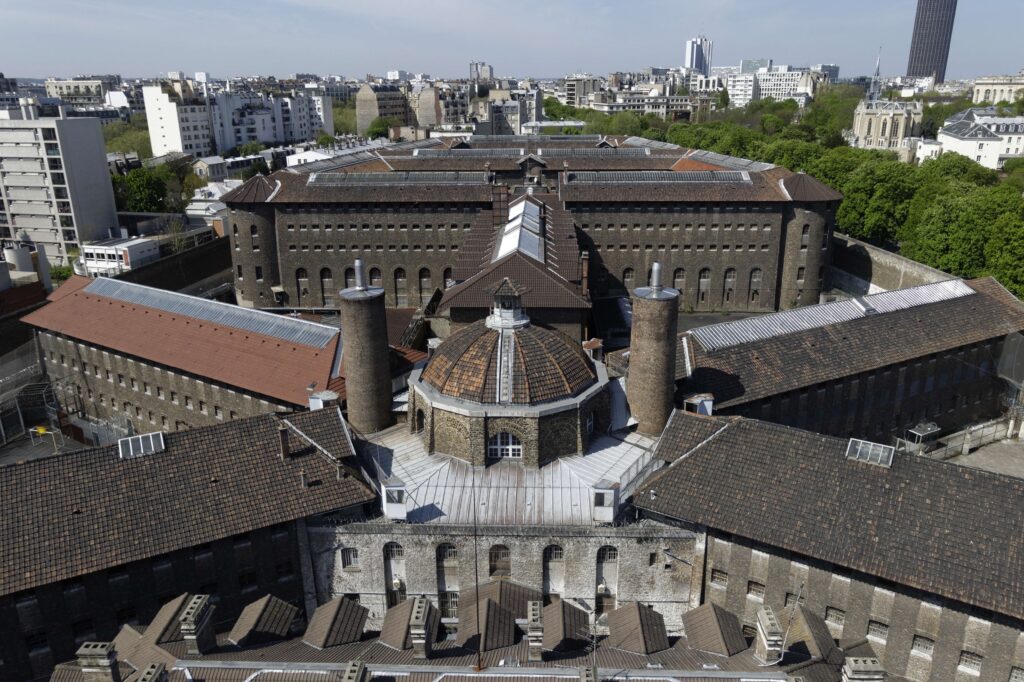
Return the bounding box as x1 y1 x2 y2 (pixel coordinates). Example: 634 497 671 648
845 438 895 468
851 297 878 316
117 432 166 459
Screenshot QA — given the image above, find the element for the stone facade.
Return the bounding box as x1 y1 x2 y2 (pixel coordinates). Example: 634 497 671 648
571 200 833 311
408 386 610 467
37 331 287 440
696 530 1024 682
0 522 308 682
306 521 701 633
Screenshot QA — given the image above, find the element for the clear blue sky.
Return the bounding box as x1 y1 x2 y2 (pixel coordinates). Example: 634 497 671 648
2 0 1019 81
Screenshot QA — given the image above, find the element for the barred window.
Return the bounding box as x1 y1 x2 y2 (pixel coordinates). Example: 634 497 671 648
825 607 845 627
383 543 404 560
1008 666 1024 682
710 569 728 588
958 651 982 674
747 581 765 600
867 620 888 642
911 635 934 657
341 548 359 568
438 591 459 618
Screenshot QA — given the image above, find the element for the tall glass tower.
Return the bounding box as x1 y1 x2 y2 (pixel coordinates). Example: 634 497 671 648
906 0 957 82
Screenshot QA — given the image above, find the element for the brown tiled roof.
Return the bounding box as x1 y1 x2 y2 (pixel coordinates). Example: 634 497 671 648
220 174 277 204
654 411 737 463
142 593 189 645
244 171 496 205
607 602 670 654
559 169 792 203
639 411 1024 621
420 320 597 405
679 277 1024 408
542 599 589 652
22 276 340 406
228 595 298 646
671 157 728 171
788 607 841 662
0 280 47 317
681 602 746 656
439 252 589 313
378 598 440 651
302 597 368 649
457 598 518 651
0 409 374 597
458 580 542 621
781 173 844 202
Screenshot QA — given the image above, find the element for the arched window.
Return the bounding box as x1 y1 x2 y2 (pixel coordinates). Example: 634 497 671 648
443 267 453 289
673 268 685 291
489 544 511 577
320 268 334 307
723 268 736 303
865 119 872 137
597 546 618 563
487 432 522 459
543 545 565 597
344 267 356 289
394 268 408 306
383 542 406 607
295 268 309 306
698 268 711 303
250 224 258 237
880 119 888 138
419 267 432 305
749 268 762 304
369 267 382 288
622 268 635 292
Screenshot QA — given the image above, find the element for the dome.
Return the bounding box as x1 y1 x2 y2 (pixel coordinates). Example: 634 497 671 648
420 318 597 406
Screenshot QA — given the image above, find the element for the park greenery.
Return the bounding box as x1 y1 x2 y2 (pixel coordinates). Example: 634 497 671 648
333 98 358 135
103 114 152 159
111 158 206 214
544 87 1024 296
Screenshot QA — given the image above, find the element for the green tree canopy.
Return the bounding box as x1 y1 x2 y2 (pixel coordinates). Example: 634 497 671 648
240 159 271 180
332 99 357 135
365 117 397 139
113 167 167 212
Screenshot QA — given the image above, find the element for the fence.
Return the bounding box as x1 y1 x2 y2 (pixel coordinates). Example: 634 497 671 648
0 341 40 394
921 418 1012 461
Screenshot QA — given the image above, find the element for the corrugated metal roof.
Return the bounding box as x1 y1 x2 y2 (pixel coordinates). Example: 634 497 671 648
691 279 975 352
564 170 749 184
307 171 490 186
621 136 683 150
538 147 651 157
414 148 524 158
84 277 338 349
684 150 776 171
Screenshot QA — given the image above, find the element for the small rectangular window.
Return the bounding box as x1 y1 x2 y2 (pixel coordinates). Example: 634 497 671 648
747 581 765 600
825 607 845 626
867 620 888 642
710 569 728 588
912 635 934 657
341 548 360 569
958 651 983 675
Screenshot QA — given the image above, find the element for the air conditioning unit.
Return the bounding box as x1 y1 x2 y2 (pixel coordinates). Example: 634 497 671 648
596 582 608 595
392 577 403 590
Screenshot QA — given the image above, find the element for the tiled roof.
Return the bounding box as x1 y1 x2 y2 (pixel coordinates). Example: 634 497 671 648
303 597 369 649
0 280 47 317
220 174 278 204
228 595 298 646
558 167 792 203
679 277 1024 408
458 580 541 621
781 173 843 202
439 252 589 313
457 598 518 651
420 319 597 405
639 411 1024 621
378 598 440 651
0 408 374 597
542 599 589 652
607 602 670 654
22 276 341 406
232 170 496 205
681 602 747 656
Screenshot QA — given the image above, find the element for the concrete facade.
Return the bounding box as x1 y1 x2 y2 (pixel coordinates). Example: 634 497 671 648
306 521 701 632
696 530 1024 682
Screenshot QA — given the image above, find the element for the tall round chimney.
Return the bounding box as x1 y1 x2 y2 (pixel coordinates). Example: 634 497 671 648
338 259 392 434
627 262 679 436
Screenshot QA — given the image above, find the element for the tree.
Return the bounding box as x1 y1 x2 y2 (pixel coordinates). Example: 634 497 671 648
985 213 1024 297
835 160 920 243
332 99 357 135
916 152 998 188
716 89 730 110
50 265 73 285
236 141 265 157
241 159 271 180
113 167 167 212
104 114 152 159
365 116 395 139
759 113 786 136
182 171 207 198
316 130 335 147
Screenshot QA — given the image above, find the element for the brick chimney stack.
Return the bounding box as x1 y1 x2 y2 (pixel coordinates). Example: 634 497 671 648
627 262 679 436
410 596 433 660
179 594 216 655
76 642 122 682
527 600 544 662
338 258 392 434
754 606 783 664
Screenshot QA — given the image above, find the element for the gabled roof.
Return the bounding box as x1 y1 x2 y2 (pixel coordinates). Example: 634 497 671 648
457 598 519 651
22 276 341 406
607 602 670 654
682 602 747 656
220 173 278 203
0 408 374 597
302 596 369 649
379 597 440 651
439 251 589 313
228 595 298 647
458 580 542 621
542 599 590 652
639 411 1024 622
679 277 1024 407
781 173 843 202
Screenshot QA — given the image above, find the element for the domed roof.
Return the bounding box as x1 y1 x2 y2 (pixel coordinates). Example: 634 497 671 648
420 319 597 406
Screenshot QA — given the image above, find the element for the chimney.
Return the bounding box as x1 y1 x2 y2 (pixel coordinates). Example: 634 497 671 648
627 261 679 436
410 596 433 659
137 663 168 682
754 606 784 664
179 594 216 655
579 667 597 682
341 661 366 682
308 389 339 411
278 424 290 459
842 657 885 682
338 259 392 434
76 642 122 682
527 600 544 662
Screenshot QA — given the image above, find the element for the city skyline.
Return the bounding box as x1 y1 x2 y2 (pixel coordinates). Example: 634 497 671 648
1 0 1018 81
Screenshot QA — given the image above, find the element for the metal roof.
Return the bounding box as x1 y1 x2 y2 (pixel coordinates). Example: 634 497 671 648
621 136 683 150
691 279 975 352
684 150 775 172
565 170 750 184
538 147 651 157
84 277 339 349
494 197 544 263
413 148 524 158
306 171 490 186
469 134 603 143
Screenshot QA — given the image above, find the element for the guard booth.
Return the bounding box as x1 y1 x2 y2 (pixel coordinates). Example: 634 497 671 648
903 421 941 454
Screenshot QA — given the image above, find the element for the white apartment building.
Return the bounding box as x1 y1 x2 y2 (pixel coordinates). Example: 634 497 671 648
755 67 823 106
726 73 758 108
143 82 213 157
973 72 1024 105
0 100 117 263
588 91 694 119
564 75 602 107
145 76 332 157
937 107 1024 169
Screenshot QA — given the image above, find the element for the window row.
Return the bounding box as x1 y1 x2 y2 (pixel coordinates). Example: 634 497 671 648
285 223 473 232
293 267 452 307
285 243 460 254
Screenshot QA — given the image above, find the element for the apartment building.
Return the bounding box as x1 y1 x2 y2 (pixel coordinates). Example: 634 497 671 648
43 75 121 106
937 107 1024 169
0 100 117 263
143 81 213 157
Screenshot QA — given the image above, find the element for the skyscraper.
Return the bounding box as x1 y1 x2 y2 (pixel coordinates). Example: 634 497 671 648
906 0 957 82
684 35 713 77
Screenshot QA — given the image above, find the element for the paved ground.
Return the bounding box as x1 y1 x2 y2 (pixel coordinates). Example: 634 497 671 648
947 439 1024 479
0 431 85 467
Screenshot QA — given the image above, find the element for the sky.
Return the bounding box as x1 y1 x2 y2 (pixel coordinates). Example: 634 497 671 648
2 0 1020 82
